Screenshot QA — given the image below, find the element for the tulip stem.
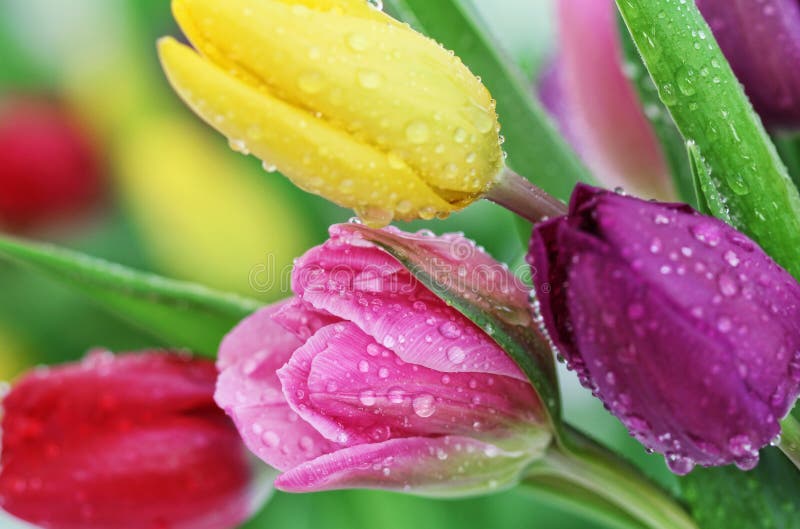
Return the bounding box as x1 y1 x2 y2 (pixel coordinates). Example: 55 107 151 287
524 429 698 529
486 168 568 223
779 414 800 471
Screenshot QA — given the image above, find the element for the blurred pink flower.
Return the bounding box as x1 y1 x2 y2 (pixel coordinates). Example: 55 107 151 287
540 0 675 200
216 225 551 496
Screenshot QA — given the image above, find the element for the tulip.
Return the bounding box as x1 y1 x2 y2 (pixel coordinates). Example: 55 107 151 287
0 95 104 233
0 351 266 529
528 184 800 474
540 0 675 200
215 224 551 496
157 0 504 225
696 0 800 130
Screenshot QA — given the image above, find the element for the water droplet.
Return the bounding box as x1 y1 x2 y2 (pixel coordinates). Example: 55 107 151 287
261 160 278 173
447 346 466 364
298 71 324 93
383 335 397 348
358 360 370 373
717 316 733 333
413 394 436 417
666 453 696 475
453 127 468 143
718 273 739 297
388 387 405 404
262 431 280 448
360 390 377 406
691 223 721 247
347 33 369 51
358 70 383 89
367 0 383 10
406 121 430 144
367 343 382 357
378 367 390 379
727 173 750 195
299 436 314 451
439 321 462 339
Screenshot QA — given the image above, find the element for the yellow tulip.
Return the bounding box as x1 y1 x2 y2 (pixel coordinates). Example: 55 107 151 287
158 0 504 225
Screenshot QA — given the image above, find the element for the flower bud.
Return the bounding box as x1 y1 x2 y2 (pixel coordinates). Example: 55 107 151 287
216 225 551 496
0 95 104 233
0 351 266 529
528 184 800 474
696 0 800 129
158 0 504 225
540 0 674 200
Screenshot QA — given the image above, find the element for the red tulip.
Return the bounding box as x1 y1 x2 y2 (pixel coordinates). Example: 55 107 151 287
0 95 104 233
0 351 265 529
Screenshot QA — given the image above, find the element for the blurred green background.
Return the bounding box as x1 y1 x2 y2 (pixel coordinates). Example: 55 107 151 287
0 1 674 527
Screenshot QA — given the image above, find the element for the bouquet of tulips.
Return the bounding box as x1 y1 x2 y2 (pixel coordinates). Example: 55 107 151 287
2 1 800 528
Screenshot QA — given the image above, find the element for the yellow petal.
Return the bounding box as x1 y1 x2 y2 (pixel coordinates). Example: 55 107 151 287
173 0 501 196
158 37 454 223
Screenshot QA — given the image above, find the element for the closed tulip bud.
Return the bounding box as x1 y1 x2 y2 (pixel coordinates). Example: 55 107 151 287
216 224 551 496
157 0 504 225
0 96 104 233
528 184 800 474
697 0 800 130
0 351 267 529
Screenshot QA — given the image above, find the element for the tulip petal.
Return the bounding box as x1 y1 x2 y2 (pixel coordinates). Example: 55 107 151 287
278 321 544 446
565 250 777 467
584 190 800 410
0 353 255 529
271 297 342 342
546 0 673 199
216 302 337 471
172 0 502 197
274 435 543 496
291 225 526 381
696 0 800 129
157 37 454 221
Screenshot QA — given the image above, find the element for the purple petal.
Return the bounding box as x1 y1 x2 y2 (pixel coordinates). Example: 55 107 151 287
697 0 800 129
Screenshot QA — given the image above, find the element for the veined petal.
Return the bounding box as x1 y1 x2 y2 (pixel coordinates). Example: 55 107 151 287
278 322 544 445
274 435 545 497
291 226 525 380
215 302 337 471
172 0 502 197
158 38 454 221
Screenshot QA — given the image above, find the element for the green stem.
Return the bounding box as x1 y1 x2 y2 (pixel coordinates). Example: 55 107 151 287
524 428 698 529
779 414 800 470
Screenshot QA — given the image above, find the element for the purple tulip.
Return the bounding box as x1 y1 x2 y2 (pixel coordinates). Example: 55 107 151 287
696 0 800 129
528 184 800 474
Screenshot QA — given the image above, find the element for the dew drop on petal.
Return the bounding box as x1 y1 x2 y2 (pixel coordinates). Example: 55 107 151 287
447 346 466 364
413 394 436 417
360 390 377 406
439 321 462 339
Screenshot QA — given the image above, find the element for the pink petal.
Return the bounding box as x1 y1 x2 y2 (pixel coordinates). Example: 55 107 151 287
215 301 335 471
291 225 525 381
272 298 342 341
275 435 543 496
278 322 544 446
552 0 673 200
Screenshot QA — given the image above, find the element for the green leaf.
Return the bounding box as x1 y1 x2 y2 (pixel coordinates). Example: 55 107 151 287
384 0 593 202
687 141 733 224
773 133 800 190
615 0 800 280
680 449 800 529
0 236 262 356
616 14 696 206
345 224 562 434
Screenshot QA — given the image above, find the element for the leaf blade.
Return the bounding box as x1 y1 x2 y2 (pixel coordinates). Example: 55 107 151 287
0 236 261 355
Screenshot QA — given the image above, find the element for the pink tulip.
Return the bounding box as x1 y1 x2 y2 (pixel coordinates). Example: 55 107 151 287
0 351 266 529
541 0 675 200
216 225 551 496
